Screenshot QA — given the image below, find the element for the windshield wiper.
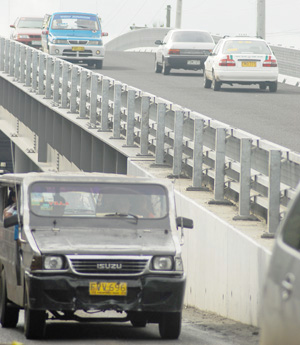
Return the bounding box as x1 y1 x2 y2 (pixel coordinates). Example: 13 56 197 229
104 213 139 223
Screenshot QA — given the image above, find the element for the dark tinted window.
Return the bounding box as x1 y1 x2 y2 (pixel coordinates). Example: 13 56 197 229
172 31 213 43
222 40 271 54
282 194 300 250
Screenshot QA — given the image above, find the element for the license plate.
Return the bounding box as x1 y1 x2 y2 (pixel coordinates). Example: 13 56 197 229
89 282 127 296
242 61 256 67
72 46 85 51
32 41 41 45
187 60 201 65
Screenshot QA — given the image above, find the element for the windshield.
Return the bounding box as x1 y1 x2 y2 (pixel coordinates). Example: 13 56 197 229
17 18 43 29
51 14 99 31
29 182 168 219
171 31 213 43
222 40 271 54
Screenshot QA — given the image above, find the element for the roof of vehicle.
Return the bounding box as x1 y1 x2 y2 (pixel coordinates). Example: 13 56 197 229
222 36 267 42
0 172 173 189
51 12 99 16
169 29 212 33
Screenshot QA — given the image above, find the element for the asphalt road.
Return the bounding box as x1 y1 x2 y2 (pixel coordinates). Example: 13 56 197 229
96 51 300 154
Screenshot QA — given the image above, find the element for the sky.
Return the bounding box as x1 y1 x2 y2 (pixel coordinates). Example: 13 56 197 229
0 0 299 48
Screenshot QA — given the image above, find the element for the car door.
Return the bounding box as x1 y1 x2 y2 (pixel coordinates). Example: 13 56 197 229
156 31 172 63
205 39 223 78
260 190 300 345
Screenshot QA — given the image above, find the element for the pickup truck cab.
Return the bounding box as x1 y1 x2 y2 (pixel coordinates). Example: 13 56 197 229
41 12 107 69
0 172 193 340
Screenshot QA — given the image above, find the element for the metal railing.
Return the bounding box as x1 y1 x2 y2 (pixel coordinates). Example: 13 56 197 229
0 37 300 234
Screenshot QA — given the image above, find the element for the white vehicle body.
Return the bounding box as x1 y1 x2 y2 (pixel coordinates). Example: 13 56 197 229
204 36 278 92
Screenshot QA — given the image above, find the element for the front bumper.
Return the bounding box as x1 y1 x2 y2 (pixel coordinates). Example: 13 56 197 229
165 55 208 70
15 38 41 47
25 272 186 313
48 43 105 61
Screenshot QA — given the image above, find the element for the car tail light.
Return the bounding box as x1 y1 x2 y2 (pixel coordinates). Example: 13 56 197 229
263 56 277 67
168 49 180 55
219 55 236 66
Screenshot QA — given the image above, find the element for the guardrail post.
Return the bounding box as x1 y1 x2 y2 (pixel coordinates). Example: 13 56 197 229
0 38 5 71
20 45 26 84
61 63 69 108
38 53 45 95
31 50 38 92
268 150 281 234
14 43 20 81
79 69 88 118
209 128 232 204
70 65 79 113
125 89 136 146
99 78 110 131
9 41 15 76
53 60 61 105
89 74 98 127
45 56 53 98
155 102 166 164
25 48 32 87
4 40 10 73
187 118 207 190
139 95 151 155
172 110 184 176
112 82 122 138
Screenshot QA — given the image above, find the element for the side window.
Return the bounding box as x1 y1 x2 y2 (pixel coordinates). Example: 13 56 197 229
281 195 300 250
213 40 223 55
163 31 171 44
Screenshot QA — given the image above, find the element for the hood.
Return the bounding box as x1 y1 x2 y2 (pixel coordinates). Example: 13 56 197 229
31 228 176 256
15 28 42 35
50 29 101 39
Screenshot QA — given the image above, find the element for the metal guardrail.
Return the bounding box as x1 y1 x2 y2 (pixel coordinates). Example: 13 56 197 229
0 36 300 234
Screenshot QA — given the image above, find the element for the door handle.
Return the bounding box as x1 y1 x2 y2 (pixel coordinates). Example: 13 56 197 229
281 273 295 301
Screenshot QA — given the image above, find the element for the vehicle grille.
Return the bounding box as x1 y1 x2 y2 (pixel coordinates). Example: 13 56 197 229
180 49 210 55
69 40 88 45
69 258 150 275
62 50 93 57
29 35 41 39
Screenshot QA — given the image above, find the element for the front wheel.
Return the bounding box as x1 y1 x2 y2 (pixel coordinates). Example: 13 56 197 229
159 312 182 339
269 81 277 93
0 270 19 328
24 287 46 339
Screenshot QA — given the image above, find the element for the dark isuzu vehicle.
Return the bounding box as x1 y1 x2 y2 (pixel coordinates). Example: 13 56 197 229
0 172 193 339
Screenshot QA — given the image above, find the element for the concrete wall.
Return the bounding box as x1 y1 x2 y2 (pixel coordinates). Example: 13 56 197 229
127 158 271 327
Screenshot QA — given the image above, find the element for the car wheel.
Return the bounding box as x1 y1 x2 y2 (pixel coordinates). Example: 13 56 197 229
203 70 212 88
95 60 103 69
212 72 221 91
159 312 181 339
162 60 171 75
0 270 19 328
24 286 46 339
269 81 277 93
259 83 267 90
154 56 162 73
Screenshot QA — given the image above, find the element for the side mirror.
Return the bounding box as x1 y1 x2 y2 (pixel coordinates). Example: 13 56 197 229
3 214 22 228
42 29 49 35
101 32 108 37
155 40 163 45
176 217 193 229
10 24 15 28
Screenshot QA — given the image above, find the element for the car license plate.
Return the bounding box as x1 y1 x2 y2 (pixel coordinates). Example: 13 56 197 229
32 41 41 45
89 282 127 296
72 46 85 51
242 61 256 67
187 60 201 65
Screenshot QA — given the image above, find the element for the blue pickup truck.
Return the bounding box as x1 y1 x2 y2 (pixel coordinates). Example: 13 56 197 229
41 12 107 69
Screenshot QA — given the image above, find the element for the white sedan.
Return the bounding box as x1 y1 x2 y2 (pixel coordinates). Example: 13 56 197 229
204 36 278 92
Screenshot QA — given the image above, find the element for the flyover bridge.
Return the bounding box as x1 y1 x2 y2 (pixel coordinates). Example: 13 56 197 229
0 29 300 327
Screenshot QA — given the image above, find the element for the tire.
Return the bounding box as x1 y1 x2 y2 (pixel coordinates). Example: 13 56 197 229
269 81 277 93
0 270 19 328
159 312 182 340
259 83 267 90
95 60 103 69
162 60 171 75
24 287 46 339
154 56 162 73
212 71 221 91
203 70 212 88
131 319 147 327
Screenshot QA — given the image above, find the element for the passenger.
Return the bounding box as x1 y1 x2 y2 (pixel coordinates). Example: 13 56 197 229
3 190 17 219
52 195 66 217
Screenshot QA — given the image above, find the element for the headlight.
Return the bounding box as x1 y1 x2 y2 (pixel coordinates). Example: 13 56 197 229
18 35 29 39
88 40 103 46
52 39 66 44
152 256 173 271
44 256 64 270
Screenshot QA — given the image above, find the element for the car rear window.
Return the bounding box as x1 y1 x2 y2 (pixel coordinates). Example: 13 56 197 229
222 40 272 54
172 31 214 43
